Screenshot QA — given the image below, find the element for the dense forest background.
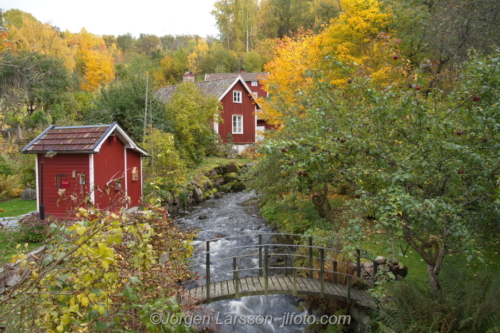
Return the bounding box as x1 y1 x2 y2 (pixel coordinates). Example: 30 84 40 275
0 0 499 139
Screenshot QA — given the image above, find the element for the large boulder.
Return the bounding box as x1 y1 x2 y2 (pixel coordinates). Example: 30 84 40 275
20 187 36 201
192 188 204 203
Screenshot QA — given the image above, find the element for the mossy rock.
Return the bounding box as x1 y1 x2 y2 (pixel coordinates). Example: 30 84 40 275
232 182 246 192
222 162 240 174
221 180 238 192
224 172 239 183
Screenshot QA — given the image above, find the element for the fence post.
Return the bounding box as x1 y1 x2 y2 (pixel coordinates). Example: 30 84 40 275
264 246 269 296
356 249 361 277
308 236 313 278
259 234 263 277
206 241 210 302
373 260 378 281
347 275 351 303
320 248 325 297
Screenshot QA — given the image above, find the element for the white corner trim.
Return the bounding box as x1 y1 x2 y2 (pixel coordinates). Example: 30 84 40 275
124 146 128 208
140 155 143 202
89 154 95 203
214 119 219 134
35 154 39 211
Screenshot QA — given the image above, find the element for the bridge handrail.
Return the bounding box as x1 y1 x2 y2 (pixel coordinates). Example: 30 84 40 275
182 235 380 303
187 239 374 261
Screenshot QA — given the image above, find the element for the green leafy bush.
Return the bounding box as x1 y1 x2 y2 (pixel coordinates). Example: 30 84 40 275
0 174 22 198
375 264 500 333
17 213 53 242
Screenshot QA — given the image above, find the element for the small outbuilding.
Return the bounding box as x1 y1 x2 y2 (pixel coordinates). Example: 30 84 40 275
21 122 147 218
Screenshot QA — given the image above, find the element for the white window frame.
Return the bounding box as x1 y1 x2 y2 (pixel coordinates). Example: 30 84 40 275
251 81 258 86
232 115 243 134
233 90 242 103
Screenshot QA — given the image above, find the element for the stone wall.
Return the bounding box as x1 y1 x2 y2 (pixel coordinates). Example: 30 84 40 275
164 162 254 215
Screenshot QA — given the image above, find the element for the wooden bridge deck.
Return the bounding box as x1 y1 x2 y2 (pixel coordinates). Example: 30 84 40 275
183 276 375 307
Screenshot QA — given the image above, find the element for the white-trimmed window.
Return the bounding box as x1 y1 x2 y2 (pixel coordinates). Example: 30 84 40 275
233 90 242 103
251 81 258 86
232 115 243 134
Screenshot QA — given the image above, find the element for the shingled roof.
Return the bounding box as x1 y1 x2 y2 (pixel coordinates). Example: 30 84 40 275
21 122 147 155
204 72 268 82
155 76 259 107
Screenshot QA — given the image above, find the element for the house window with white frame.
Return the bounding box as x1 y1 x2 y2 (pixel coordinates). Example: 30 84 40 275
233 90 242 103
251 81 258 86
232 115 243 134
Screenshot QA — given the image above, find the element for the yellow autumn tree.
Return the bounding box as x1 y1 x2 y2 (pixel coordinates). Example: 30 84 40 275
187 39 209 74
260 0 405 126
5 12 75 70
68 29 116 92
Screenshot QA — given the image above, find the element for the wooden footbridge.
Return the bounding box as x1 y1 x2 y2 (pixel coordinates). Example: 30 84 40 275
181 233 378 307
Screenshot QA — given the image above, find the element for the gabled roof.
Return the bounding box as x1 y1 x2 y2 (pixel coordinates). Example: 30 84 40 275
155 76 260 107
21 122 147 155
205 72 268 82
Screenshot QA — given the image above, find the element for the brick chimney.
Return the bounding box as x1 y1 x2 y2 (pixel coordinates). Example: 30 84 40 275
183 71 195 83
240 68 245 73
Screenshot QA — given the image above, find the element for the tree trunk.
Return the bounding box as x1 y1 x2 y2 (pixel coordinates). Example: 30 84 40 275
427 264 441 289
17 123 23 139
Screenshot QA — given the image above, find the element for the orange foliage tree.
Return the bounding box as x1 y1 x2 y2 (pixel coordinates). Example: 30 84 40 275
259 0 406 127
69 29 116 92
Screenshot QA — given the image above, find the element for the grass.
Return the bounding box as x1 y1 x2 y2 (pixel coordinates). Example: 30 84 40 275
0 198 36 217
0 230 40 265
359 223 500 283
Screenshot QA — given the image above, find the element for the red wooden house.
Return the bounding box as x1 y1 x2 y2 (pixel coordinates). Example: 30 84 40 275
21 123 147 218
156 74 261 152
204 72 275 139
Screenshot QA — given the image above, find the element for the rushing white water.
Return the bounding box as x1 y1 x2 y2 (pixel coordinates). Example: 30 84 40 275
176 191 311 332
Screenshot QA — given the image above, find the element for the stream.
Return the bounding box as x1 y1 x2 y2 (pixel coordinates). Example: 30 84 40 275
176 191 311 333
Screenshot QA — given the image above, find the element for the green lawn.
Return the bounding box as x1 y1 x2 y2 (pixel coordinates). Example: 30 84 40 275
0 230 40 265
359 225 500 283
0 198 37 217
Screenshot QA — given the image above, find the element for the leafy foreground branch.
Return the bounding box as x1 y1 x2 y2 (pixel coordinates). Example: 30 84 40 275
0 206 197 332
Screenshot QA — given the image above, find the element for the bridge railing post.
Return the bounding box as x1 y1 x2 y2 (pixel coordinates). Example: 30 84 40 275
285 253 288 276
308 236 313 278
258 235 263 277
347 275 351 303
333 261 338 284
233 257 239 299
293 267 297 296
264 245 269 296
320 248 325 297
356 249 361 277
206 241 210 303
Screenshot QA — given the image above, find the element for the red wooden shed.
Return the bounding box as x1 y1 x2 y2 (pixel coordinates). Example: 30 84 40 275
21 123 147 218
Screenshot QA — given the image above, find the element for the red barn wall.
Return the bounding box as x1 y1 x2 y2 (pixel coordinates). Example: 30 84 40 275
126 149 142 207
246 80 267 98
219 81 256 144
37 154 90 218
93 137 126 210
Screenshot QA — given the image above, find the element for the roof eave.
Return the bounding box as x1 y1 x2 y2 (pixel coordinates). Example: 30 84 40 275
20 125 56 153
